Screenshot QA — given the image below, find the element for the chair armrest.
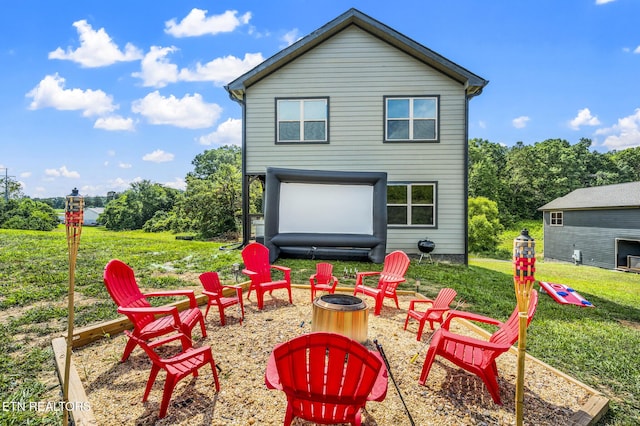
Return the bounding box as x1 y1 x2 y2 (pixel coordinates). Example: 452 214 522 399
441 309 504 330
165 345 212 364
271 265 291 282
144 290 197 308
222 285 243 299
368 351 389 402
242 269 258 278
408 299 434 310
145 332 192 350
201 290 220 300
436 329 510 351
355 271 380 286
264 351 282 390
118 306 181 326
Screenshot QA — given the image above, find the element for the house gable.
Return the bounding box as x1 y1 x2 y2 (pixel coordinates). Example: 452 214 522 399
226 8 488 100
226 8 488 261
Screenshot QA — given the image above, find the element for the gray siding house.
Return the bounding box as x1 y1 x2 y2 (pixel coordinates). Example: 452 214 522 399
538 181 640 271
225 8 488 263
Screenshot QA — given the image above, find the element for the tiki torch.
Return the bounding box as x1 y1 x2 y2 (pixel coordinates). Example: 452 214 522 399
63 188 84 425
513 229 535 426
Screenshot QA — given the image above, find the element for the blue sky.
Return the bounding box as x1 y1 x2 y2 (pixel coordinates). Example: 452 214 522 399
1 0 638 198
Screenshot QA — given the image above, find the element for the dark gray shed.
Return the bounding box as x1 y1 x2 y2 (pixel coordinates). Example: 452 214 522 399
538 181 640 271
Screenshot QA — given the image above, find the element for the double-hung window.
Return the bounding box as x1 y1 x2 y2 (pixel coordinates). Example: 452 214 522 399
385 96 438 142
387 183 436 226
276 98 328 143
550 211 563 226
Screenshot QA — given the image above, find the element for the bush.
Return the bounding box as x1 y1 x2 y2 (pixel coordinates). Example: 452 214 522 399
468 197 503 253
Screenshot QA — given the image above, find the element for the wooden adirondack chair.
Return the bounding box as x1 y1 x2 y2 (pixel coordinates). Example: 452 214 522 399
419 290 539 404
265 332 388 426
241 242 292 310
124 331 220 419
103 259 207 362
404 288 457 340
198 271 244 326
309 262 339 302
353 250 410 315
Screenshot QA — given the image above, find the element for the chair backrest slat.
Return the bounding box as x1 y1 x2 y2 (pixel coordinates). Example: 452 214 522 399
490 290 539 346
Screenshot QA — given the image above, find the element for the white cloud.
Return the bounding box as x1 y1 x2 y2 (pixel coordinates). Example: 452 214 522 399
131 46 179 88
142 150 175 163
108 176 142 192
48 20 142 67
596 108 640 150
635 46 640 54
94 115 135 131
198 118 242 146
44 166 80 178
163 177 186 191
165 9 251 37
595 0 616 4
118 162 132 169
20 172 32 178
512 116 530 129
569 108 601 130
133 48 263 88
132 91 222 129
178 53 264 86
26 74 117 117
280 29 301 48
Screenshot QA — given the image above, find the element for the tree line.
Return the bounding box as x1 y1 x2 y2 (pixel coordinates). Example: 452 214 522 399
2 138 640 237
469 138 640 227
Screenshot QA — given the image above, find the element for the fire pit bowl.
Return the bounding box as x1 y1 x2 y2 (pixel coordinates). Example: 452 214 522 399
312 294 368 343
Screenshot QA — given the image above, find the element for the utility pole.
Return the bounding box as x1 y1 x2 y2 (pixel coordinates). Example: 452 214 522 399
0 167 8 202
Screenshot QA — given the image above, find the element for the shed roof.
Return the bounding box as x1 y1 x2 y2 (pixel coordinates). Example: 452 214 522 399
225 8 488 101
538 181 640 210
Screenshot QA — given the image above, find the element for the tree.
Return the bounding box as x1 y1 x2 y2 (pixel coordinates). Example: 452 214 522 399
177 163 241 239
100 181 180 230
468 197 503 253
0 198 59 231
0 175 24 200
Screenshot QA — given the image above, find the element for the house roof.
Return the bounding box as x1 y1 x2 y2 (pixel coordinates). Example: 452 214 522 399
225 8 489 101
538 181 640 210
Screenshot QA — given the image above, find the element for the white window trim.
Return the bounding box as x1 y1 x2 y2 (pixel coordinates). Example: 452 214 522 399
387 183 436 227
384 96 439 142
550 211 563 226
276 98 328 143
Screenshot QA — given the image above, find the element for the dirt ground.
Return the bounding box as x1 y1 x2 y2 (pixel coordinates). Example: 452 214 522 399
74 288 594 425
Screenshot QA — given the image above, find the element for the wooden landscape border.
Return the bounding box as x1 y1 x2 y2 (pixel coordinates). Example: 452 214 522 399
51 283 608 426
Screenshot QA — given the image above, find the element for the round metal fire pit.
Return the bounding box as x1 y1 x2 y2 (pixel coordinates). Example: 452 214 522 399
312 294 368 343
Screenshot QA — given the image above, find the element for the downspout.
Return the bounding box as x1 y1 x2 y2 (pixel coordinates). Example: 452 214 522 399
464 85 485 266
225 88 249 246
464 93 470 266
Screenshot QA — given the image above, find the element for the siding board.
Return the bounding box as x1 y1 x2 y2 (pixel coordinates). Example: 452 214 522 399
244 26 469 256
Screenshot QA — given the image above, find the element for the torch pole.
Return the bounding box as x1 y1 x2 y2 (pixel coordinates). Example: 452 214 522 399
514 278 533 426
63 190 83 425
513 229 535 426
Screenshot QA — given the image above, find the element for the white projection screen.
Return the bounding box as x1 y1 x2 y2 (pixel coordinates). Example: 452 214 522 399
278 182 373 234
264 168 387 263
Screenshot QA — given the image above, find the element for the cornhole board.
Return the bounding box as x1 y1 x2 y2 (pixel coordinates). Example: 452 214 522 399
539 281 594 307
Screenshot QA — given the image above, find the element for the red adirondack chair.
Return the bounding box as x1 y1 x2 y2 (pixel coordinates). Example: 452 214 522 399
265 332 388 426
419 290 539 404
124 331 220 419
353 250 410 315
198 271 244 326
103 259 207 362
309 262 339 302
404 287 457 340
241 242 292 310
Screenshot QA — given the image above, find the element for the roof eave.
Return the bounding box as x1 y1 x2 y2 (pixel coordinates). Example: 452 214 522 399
224 8 489 97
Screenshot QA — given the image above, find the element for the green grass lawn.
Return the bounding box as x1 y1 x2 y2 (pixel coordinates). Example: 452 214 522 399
0 226 638 424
